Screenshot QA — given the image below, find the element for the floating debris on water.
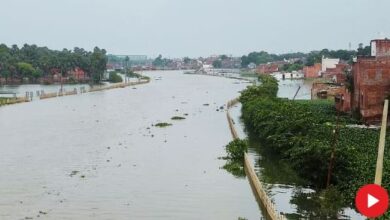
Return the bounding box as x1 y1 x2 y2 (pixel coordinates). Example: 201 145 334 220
171 116 186 120
155 122 172 128
69 170 79 177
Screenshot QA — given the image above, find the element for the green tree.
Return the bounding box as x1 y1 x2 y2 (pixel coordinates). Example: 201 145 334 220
90 47 107 83
108 72 123 83
17 62 35 78
183 57 191 64
153 54 164 67
212 60 222 68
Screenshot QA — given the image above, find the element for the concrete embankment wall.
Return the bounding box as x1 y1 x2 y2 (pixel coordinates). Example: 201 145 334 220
38 79 150 100
0 97 30 106
1 78 150 106
226 98 287 220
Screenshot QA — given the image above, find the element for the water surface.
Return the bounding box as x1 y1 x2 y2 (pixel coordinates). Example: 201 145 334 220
0 71 261 220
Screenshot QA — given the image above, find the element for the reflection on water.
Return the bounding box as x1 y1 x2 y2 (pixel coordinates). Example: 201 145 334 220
271 73 313 100
0 71 262 220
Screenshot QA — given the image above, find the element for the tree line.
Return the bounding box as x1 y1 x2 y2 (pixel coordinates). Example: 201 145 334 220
0 44 107 83
241 45 372 68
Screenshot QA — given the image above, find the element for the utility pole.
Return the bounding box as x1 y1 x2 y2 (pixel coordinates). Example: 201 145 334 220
293 86 301 100
375 99 388 186
367 100 389 220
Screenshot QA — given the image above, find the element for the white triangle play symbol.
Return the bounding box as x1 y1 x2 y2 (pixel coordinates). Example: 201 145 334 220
368 194 379 208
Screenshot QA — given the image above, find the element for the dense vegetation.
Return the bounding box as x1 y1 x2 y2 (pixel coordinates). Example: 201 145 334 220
240 75 390 217
0 43 107 83
152 54 172 67
241 45 371 67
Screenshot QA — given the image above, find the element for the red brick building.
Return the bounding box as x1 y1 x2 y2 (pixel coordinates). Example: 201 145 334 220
371 39 390 57
69 67 87 80
323 63 348 83
303 63 321 78
337 39 390 123
351 56 390 122
257 63 279 74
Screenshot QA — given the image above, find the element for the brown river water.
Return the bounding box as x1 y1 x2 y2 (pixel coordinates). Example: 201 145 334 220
0 71 261 220
0 70 363 219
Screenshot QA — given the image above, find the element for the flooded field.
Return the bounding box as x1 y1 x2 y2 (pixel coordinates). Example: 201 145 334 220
0 71 261 220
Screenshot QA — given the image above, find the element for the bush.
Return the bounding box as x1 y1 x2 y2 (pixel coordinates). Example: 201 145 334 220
109 72 123 83
225 139 248 161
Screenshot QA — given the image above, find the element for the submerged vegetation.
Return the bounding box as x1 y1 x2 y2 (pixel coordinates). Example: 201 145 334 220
154 122 172 128
222 139 248 178
171 116 186 120
225 139 248 161
240 75 390 216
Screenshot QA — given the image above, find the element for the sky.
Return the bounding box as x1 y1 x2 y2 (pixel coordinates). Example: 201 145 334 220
1 0 390 58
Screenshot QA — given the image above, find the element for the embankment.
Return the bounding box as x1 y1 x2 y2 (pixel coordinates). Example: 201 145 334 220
226 97 286 220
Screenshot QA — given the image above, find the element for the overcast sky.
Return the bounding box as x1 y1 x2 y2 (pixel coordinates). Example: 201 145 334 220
1 0 389 58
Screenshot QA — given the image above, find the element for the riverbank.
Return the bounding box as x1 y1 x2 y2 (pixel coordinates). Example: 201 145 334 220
225 98 287 220
0 76 150 107
239 75 388 218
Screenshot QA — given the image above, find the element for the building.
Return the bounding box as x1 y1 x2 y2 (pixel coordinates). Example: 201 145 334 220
303 63 321 78
336 39 390 123
371 39 390 57
322 57 340 72
68 67 87 81
322 63 349 84
256 63 280 74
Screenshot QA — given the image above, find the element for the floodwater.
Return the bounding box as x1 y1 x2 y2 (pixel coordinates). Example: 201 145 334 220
0 71 262 220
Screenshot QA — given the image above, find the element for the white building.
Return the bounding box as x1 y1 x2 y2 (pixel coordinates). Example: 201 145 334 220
321 57 340 72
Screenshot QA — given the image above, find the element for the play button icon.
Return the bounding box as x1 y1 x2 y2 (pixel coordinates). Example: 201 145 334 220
368 194 379 208
356 184 389 218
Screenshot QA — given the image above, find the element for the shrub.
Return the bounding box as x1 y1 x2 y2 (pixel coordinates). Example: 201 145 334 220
225 139 248 161
109 72 123 83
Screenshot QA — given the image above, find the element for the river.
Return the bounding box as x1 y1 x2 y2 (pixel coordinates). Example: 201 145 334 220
0 70 363 220
0 71 261 220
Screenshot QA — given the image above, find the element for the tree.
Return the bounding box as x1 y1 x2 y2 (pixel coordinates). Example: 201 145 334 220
108 72 123 83
357 44 371 56
183 57 191 64
32 68 43 80
153 54 164 67
17 62 35 78
212 60 222 68
220 54 228 60
90 47 107 83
